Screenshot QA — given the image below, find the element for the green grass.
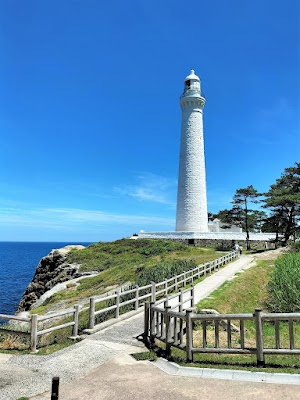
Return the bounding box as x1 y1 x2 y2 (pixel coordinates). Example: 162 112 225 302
169 348 300 374
169 258 300 372
196 259 273 313
35 239 225 312
131 351 157 361
36 338 79 355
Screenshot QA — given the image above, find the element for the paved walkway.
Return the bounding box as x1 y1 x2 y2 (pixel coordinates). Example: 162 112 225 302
1 250 299 400
167 253 254 309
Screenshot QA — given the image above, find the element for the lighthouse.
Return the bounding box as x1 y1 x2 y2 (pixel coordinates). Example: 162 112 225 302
176 70 208 232
137 69 277 245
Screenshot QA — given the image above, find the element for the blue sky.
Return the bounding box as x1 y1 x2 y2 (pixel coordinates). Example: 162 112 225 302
0 0 299 242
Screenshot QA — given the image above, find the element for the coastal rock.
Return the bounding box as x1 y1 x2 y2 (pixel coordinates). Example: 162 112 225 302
17 245 85 312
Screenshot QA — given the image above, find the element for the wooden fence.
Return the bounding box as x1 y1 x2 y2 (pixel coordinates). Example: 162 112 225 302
0 306 79 352
144 300 300 365
0 251 237 351
87 251 238 329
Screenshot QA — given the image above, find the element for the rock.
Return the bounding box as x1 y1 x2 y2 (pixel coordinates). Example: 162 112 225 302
17 245 86 312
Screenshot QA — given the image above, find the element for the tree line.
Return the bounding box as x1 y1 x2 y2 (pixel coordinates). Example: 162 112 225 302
209 162 300 249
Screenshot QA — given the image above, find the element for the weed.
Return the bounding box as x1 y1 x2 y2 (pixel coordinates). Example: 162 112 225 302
266 252 300 312
131 351 157 361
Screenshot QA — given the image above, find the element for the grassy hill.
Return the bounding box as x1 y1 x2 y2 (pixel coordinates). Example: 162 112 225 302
34 239 225 313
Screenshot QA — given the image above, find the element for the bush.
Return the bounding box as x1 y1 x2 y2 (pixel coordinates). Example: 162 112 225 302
288 241 300 253
135 259 196 286
266 252 300 312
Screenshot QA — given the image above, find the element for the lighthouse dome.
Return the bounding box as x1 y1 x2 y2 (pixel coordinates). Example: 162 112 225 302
185 69 200 82
183 69 201 95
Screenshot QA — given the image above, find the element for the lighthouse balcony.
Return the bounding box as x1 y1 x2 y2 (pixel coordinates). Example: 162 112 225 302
180 90 205 99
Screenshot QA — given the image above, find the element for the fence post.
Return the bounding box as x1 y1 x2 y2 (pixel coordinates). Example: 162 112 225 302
186 309 193 362
115 290 120 318
165 280 168 296
165 304 172 357
30 314 38 352
151 281 156 302
191 285 194 308
183 271 186 287
72 304 79 337
51 376 59 400
179 289 183 313
175 275 178 291
89 297 96 329
255 308 265 366
135 285 139 310
144 302 150 342
150 301 155 346
164 295 168 310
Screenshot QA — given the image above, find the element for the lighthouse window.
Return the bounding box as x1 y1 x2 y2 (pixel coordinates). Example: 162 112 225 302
186 80 191 88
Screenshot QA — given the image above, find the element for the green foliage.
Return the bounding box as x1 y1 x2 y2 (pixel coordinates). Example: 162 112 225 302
211 163 300 247
212 186 263 250
67 239 189 272
289 241 300 253
266 252 300 312
231 185 261 248
263 162 300 243
131 351 157 361
136 259 196 286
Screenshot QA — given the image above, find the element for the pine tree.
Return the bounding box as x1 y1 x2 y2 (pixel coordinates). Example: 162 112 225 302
263 162 300 245
231 185 260 249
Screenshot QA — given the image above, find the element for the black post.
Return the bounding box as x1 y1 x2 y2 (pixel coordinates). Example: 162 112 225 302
51 376 60 400
143 302 150 344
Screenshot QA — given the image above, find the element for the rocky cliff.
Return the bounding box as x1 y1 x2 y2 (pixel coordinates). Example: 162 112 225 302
17 245 86 312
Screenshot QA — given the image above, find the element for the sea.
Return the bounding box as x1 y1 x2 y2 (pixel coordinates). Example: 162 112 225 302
0 242 91 316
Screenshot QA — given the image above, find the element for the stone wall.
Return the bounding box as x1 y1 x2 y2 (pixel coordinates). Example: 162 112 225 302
138 237 275 250
138 231 277 242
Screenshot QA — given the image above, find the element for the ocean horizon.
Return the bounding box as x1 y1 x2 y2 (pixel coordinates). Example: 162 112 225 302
0 241 92 316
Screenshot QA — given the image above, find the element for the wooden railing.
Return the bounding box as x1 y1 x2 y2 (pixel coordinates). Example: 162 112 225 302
144 301 300 365
0 306 80 352
87 251 238 329
0 251 237 351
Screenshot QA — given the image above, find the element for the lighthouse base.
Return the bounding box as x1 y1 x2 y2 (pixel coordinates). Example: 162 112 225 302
136 231 276 241
134 231 277 249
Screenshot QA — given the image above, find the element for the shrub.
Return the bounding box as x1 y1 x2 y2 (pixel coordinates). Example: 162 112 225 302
288 241 300 253
266 252 300 312
135 259 196 286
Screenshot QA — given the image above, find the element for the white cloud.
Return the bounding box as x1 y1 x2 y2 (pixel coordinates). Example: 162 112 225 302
0 204 175 229
115 172 177 206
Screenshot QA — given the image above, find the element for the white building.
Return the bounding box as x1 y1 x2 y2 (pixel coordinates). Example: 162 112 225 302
208 219 242 233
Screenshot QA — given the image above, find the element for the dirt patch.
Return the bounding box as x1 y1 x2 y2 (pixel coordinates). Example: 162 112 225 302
252 247 288 261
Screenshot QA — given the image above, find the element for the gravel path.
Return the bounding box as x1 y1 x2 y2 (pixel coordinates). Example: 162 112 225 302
0 313 146 400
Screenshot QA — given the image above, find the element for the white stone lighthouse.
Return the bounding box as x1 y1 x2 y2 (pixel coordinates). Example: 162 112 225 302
176 70 208 232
